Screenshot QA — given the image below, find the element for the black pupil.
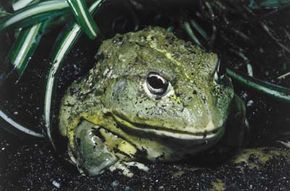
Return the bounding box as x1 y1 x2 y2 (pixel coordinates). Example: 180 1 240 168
147 73 168 94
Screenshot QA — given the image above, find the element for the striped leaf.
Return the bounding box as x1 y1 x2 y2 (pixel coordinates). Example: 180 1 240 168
226 69 290 103
8 22 46 79
0 0 70 32
67 0 100 39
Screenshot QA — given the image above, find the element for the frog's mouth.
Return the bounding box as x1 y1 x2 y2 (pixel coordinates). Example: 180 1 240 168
111 113 225 143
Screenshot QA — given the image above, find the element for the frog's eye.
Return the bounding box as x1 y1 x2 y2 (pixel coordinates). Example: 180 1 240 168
146 72 169 96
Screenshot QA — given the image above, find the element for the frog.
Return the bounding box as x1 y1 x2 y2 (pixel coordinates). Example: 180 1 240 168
58 26 247 176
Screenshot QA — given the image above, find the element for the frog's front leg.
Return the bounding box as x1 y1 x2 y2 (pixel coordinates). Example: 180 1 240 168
71 119 148 176
71 120 118 175
223 95 249 148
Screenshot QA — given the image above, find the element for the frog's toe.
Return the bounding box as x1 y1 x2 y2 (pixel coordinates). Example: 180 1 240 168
124 161 149 172
109 161 149 177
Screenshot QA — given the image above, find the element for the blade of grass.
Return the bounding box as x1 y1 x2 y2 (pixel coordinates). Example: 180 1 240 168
189 19 208 40
0 0 70 32
44 23 81 144
277 72 290 79
226 68 290 103
44 0 104 145
8 22 46 79
260 21 290 54
182 21 204 48
249 0 290 9
67 0 100 39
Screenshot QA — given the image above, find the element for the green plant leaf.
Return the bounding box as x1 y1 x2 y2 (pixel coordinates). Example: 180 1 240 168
0 108 44 137
67 0 100 39
44 0 104 145
249 0 290 9
182 21 203 48
226 69 290 103
0 0 70 32
189 19 208 40
8 22 46 79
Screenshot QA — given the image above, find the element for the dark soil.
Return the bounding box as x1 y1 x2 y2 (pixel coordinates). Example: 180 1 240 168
1 128 290 191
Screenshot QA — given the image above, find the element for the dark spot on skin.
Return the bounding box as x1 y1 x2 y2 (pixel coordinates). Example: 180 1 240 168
180 107 185 112
69 87 78 95
192 90 197 95
76 138 81 146
155 97 162 101
134 57 140 65
172 52 181 59
112 35 124 45
248 154 259 163
94 88 104 96
113 147 119 154
201 95 207 103
176 93 181 97
165 35 174 44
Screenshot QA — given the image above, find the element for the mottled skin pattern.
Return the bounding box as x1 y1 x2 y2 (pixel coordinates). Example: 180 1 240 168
59 27 243 175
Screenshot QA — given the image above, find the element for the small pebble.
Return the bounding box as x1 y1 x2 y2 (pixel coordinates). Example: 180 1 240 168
52 180 60 189
247 100 254 107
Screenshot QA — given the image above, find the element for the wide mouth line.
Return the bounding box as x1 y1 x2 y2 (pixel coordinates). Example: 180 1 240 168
112 113 223 140
83 120 141 152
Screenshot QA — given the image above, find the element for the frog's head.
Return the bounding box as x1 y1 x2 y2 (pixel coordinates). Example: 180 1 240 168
88 27 234 160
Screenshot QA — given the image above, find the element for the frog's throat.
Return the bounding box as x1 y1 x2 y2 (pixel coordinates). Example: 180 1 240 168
111 113 224 142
